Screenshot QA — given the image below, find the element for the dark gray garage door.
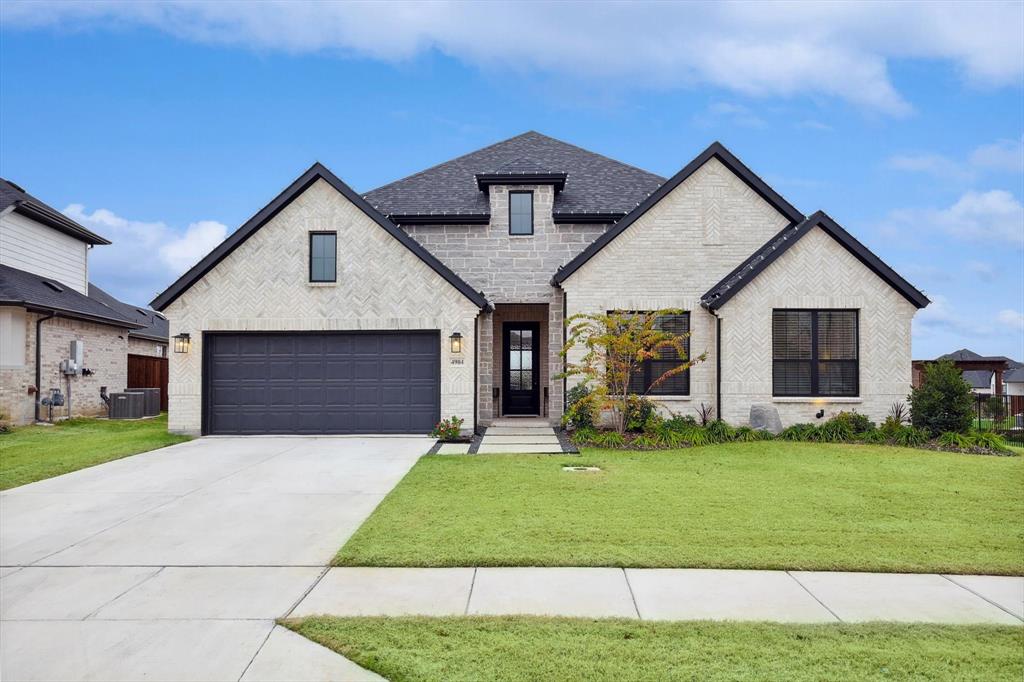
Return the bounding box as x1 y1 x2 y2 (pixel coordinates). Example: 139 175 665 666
204 332 440 435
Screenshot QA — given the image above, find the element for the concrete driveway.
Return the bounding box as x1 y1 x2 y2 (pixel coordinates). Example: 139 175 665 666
0 435 430 681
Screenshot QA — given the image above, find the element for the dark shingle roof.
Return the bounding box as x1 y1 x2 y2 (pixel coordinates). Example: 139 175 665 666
1004 368 1024 383
363 131 665 220
88 284 169 343
0 264 140 328
938 349 1021 366
961 370 994 389
0 178 110 245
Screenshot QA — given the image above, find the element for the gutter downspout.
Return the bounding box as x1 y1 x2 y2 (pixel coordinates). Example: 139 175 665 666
34 311 56 422
706 306 722 421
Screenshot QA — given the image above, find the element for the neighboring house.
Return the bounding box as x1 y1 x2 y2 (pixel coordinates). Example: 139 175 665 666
914 348 1021 395
1004 368 1024 397
0 178 167 425
151 132 930 436
961 370 994 395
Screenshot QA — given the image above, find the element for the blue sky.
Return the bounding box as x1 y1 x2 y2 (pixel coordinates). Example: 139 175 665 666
0 1 1021 359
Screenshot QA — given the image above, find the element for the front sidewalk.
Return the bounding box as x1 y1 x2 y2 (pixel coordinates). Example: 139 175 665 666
291 567 1024 624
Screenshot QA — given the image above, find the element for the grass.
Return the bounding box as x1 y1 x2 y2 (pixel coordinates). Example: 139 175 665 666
0 414 191 490
286 616 1024 682
335 442 1024 574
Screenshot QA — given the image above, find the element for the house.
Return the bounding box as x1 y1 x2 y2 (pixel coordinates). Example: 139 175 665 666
961 370 994 395
914 348 1021 395
0 178 168 425
151 132 929 436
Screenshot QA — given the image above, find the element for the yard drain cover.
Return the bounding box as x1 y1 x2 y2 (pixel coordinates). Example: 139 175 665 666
563 466 602 472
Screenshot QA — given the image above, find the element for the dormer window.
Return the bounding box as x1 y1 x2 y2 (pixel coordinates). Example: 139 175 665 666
509 191 533 236
309 232 337 282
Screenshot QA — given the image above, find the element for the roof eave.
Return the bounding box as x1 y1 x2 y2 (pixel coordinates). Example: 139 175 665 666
14 202 111 245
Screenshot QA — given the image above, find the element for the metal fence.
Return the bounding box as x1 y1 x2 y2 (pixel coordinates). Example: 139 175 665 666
974 394 1024 445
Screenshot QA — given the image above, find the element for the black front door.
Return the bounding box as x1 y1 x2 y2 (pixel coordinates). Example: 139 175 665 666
502 322 540 415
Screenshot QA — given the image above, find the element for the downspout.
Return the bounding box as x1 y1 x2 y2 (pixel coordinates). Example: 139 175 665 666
473 315 479 434
707 306 722 421
562 289 568 417
34 311 56 422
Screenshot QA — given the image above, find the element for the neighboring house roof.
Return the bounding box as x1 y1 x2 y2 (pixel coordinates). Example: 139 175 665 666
553 141 806 286
1004 368 1024 383
938 349 1020 366
88 284 169 343
700 210 931 310
363 131 665 223
0 264 141 328
0 178 110 245
962 370 994 389
150 163 490 311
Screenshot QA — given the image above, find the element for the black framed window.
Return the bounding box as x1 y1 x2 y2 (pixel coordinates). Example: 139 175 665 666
309 232 337 282
773 309 858 397
509 191 533 235
627 312 690 396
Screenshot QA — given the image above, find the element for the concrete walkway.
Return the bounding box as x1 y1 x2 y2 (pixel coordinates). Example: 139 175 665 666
1 436 428 682
292 567 1024 625
476 417 566 454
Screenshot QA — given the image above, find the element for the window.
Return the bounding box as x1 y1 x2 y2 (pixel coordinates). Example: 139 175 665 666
509 191 533 235
627 312 690 396
309 232 337 282
773 309 858 397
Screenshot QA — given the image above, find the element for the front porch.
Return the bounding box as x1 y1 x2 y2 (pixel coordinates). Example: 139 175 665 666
477 301 564 427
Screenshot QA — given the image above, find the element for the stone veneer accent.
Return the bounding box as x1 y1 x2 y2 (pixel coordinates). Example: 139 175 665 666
403 185 599 424
560 157 793 421
163 179 481 436
718 226 917 425
0 311 128 425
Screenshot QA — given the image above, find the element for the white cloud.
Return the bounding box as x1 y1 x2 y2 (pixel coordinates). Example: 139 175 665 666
970 138 1024 174
966 260 997 282
885 153 973 182
998 309 1024 331
63 204 226 304
695 101 767 128
3 1 1022 115
885 138 1024 183
883 190 1024 246
797 119 833 132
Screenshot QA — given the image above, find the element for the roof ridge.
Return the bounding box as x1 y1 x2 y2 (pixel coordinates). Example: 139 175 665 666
518 131 666 182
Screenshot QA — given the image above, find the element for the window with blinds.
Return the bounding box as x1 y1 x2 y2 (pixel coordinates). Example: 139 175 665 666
772 309 858 397
627 313 690 396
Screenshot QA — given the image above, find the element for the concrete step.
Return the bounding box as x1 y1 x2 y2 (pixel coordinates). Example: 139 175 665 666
481 435 560 445
490 418 553 427
477 444 565 454
485 426 557 435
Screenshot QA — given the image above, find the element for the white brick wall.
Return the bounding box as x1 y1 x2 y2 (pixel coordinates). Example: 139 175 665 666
718 226 917 426
560 157 791 421
163 179 481 435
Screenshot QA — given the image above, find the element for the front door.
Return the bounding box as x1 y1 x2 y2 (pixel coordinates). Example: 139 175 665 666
502 322 540 415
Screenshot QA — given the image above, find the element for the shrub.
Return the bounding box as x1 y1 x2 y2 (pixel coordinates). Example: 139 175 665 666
779 423 817 441
695 402 715 426
571 427 598 446
705 419 736 443
591 431 625 448
663 414 698 432
633 433 666 449
832 410 873 435
860 429 889 444
734 426 772 441
430 416 464 441
658 429 690 447
938 431 973 449
971 430 1011 453
563 383 597 430
679 426 712 447
625 395 658 433
888 401 910 425
817 417 854 442
891 425 930 448
909 360 974 436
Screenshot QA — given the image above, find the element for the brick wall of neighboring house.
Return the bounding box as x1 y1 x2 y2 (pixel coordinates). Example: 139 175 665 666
128 336 167 357
0 311 128 425
402 185 603 425
163 178 481 436
559 157 791 421
718 226 917 426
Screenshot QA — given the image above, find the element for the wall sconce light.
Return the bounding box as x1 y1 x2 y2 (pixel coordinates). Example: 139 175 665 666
173 332 191 354
449 331 463 354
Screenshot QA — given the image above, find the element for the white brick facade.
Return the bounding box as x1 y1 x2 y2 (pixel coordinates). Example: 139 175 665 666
163 179 481 435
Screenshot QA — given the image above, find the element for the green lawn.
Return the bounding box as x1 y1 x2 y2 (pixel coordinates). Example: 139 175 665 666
0 414 191 490
335 442 1024 574
287 617 1024 682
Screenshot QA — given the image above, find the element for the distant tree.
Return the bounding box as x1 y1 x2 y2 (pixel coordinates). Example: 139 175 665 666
909 360 974 436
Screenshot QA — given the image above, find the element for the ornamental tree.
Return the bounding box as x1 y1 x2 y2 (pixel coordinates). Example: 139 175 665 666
560 309 706 434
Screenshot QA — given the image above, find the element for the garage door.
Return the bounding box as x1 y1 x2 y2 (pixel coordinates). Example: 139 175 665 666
204 332 440 435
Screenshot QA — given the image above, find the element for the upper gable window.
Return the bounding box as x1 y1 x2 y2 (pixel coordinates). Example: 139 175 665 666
509 191 533 235
309 232 337 282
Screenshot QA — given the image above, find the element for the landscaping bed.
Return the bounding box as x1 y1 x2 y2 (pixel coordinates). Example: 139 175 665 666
334 441 1024 574
0 414 191 490
287 617 1024 682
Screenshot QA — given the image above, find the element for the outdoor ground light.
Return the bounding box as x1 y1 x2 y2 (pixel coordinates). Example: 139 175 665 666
449 331 463 354
173 332 191 354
